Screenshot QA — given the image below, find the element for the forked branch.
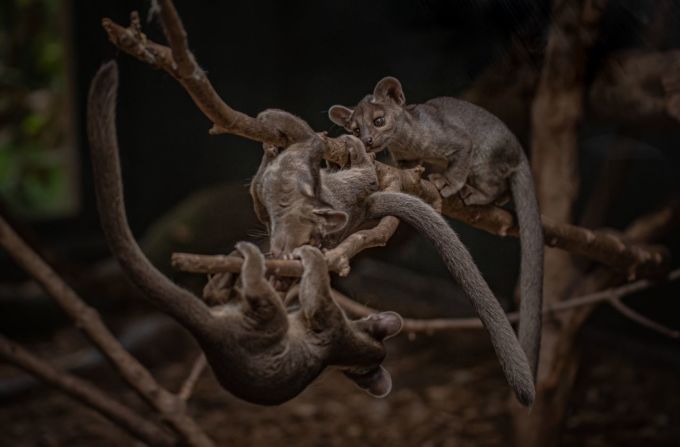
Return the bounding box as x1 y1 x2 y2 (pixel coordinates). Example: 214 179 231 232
0 335 174 446
0 214 214 447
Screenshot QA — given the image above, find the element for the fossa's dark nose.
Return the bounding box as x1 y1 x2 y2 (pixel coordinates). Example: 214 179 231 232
363 136 373 147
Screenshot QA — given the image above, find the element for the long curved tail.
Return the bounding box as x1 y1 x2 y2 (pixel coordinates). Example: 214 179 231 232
87 61 214 336
367 191 535 406
509 152 544 381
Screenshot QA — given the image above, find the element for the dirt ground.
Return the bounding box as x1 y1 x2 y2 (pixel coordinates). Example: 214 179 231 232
0 323 678 447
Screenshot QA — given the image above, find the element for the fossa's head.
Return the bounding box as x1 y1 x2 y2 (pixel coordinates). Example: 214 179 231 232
329 77 406 152
258 141 348 257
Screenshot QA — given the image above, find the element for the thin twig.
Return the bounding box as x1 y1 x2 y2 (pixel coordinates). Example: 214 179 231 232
0 216 213 447
0 335 174 446
328 268 680 335
178 354 207 401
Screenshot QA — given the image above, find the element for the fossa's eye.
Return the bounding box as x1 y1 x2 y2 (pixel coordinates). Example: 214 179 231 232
373 117 385 127
353 128 360 136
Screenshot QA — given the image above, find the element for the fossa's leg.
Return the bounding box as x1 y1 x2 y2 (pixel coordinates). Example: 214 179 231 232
293 245 343 332
235 242 286 330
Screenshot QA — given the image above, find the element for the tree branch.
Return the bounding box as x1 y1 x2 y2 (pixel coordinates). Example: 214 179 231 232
178 354 207 401
174 249 678 337
329 268 680 336
398 165 670 280
0 215 213 447
0 335 174 446
172 252 302 277
103 8 282 146
172 215 670 282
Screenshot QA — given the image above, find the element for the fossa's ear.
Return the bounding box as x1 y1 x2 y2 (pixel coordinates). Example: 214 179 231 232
312 208 348 234
328 105 354 127
373 77 405 105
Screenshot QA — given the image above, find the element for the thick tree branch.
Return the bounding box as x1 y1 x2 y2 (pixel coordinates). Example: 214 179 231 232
405 165 670 280
0 215 213 447
0 335 174 447
172 194 670 282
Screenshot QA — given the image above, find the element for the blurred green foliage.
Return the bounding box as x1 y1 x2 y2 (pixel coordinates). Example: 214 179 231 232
0 0 77 218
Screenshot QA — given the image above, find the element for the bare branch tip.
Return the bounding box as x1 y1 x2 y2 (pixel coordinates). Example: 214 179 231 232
498 226 510 237
208 125 224 135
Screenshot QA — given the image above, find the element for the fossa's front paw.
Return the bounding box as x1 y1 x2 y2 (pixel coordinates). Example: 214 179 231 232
291 245 323 262
458 184 475 204
428 173 448 190
439 185 460 198
459 184 494 206
428 174 459 198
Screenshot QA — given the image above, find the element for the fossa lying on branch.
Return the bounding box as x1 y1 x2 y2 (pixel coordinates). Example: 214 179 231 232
87 61 402 405
329 77 543 380
249 109 535 406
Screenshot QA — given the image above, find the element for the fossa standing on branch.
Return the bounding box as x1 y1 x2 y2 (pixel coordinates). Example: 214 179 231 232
328 77 544 379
